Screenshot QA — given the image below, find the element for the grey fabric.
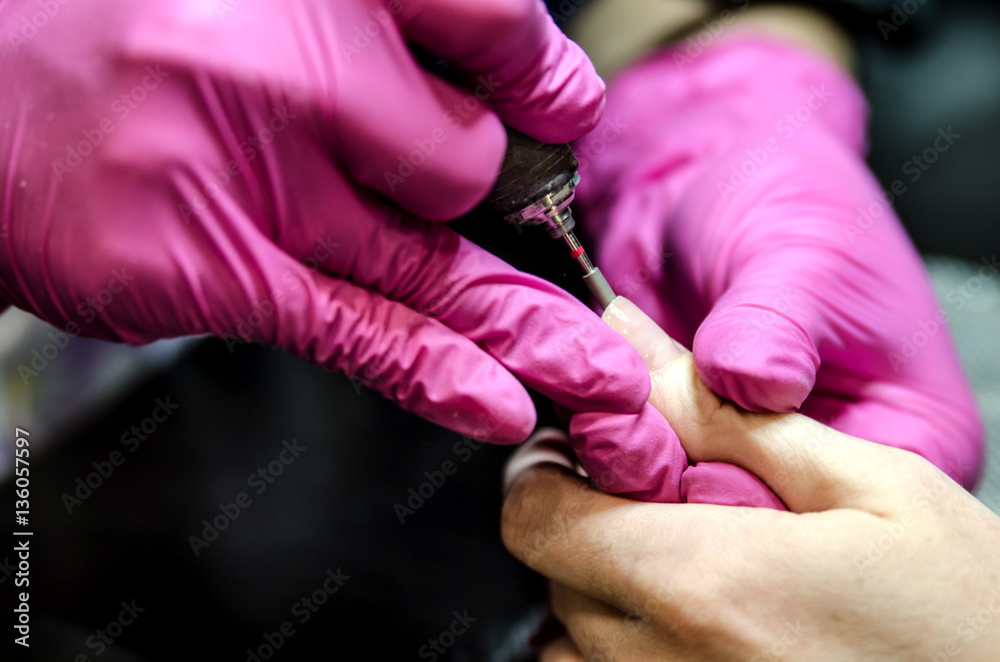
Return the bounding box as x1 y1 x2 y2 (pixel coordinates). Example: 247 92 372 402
926 255 1000 513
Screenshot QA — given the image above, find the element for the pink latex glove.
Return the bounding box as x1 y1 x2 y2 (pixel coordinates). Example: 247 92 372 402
0 0 651 443
568 33 984 504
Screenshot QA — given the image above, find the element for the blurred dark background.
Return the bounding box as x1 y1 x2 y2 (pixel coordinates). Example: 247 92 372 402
5 1 999 660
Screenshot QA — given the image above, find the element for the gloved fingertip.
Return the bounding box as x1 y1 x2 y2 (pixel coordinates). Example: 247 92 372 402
490 21 606 144
422 383 536 446
693 306 819 413
569 404 686 503
550 321 651 415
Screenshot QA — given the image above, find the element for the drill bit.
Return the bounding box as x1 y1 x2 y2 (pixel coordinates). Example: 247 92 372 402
560 227 616 310
482 130 617 312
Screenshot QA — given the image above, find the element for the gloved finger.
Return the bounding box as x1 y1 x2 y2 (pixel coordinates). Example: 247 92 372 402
684 136 984 487
134 71 649 423
211 237 537 443
125 0 507 221
680 462 785 510
399 0 605 142
684 133 950 418
298 208 651 418
684 137 866 414
326 14 509 221
568 404 687 503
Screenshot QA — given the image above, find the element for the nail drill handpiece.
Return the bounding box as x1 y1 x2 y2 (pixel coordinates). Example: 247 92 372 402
481 128 617 311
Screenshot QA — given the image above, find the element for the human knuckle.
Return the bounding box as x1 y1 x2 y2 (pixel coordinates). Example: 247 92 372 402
500 481 539 558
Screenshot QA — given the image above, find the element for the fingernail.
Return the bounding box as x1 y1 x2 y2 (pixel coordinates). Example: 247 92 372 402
602 297 686 371
502 427 576 495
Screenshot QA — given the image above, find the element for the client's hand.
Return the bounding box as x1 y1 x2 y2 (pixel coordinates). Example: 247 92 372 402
502 304 1000 661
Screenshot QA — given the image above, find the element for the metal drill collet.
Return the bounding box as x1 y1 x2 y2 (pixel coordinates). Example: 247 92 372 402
504 172 581 238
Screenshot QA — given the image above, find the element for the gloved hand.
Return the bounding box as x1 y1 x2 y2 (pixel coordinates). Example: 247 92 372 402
567 33 984 502
0 0 651 443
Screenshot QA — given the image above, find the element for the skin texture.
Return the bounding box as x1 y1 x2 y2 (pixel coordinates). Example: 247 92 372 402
0 0 652 443
502 300 1000 661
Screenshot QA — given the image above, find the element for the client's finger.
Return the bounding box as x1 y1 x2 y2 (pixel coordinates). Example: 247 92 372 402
502 463 651 614
502 462 788 614
658 352 923 514
540 635 586 662
552 582 699 662
550 582 631 661
606 297 923 514
603 297 687 372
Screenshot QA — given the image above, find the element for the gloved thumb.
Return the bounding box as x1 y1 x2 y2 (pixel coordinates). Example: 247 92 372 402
692 282 822 414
